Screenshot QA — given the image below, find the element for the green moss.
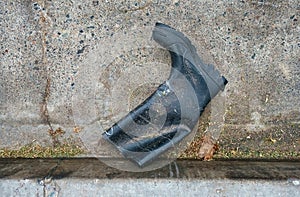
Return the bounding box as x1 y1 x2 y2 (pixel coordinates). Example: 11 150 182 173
0 141 84 158
213 149 300 160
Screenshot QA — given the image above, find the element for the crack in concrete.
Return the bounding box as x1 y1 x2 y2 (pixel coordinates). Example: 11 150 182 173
37 160 62 197
33 0 62 146
41 77 53 131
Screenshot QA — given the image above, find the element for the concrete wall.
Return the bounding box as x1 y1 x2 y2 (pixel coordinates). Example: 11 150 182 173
1 1 299 154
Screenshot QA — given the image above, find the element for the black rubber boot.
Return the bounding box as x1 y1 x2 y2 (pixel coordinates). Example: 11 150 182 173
102 22 228 167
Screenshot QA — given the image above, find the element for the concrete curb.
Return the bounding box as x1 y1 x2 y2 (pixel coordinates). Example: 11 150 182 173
1 159 299 196
1 178 299 197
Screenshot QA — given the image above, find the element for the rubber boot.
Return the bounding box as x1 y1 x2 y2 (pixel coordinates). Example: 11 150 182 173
102 22 228 167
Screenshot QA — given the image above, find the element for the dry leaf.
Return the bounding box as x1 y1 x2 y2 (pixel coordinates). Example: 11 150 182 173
73 126 82 133
198 134 219 161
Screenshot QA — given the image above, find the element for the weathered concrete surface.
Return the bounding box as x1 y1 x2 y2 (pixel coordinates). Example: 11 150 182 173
0 0 299 160
1 179 299 197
